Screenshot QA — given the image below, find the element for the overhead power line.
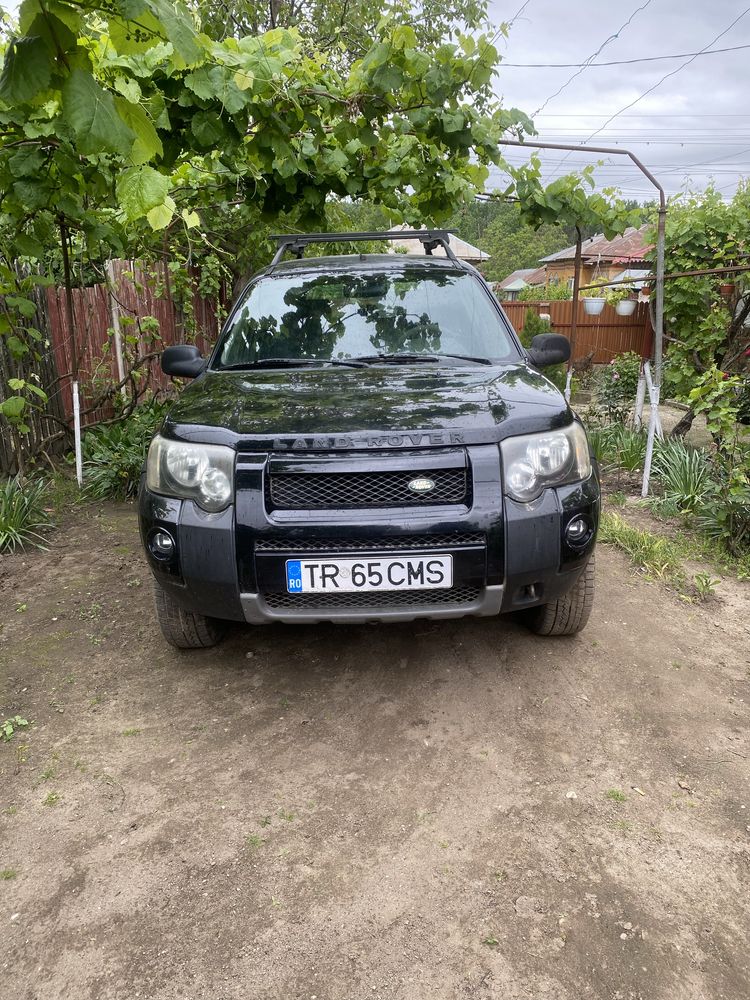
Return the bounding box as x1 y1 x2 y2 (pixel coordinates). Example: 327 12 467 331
502 42 750 67
533 0 653 116
539 5 750 184
580 7 750 145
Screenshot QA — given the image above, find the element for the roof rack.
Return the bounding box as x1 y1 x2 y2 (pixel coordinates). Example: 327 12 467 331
269 230 459 266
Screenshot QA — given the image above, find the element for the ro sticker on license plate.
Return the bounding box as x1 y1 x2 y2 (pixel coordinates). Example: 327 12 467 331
285 555 453 594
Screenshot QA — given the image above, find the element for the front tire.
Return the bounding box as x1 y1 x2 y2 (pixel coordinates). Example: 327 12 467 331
153 583 225 649
525 557 595 636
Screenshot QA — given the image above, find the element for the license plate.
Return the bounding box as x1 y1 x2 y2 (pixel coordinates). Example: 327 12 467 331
285 555 453 593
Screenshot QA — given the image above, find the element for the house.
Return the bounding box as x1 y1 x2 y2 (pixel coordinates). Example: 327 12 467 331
495 266 546 300
538 225 651 290
388 226 489 264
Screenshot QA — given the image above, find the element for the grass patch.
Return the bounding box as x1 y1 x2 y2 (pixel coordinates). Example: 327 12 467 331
605 788 628 803
599 511 684 585
42 792 60 807
0 477 53 553
245 834 264 849
0 868 17 880
121 728 141 737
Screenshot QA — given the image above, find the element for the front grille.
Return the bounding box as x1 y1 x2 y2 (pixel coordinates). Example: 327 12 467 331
255 532 485 553
266 468 468 510
263 586 481 611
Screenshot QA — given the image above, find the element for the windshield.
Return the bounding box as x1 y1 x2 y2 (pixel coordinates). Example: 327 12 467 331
214 267 518 368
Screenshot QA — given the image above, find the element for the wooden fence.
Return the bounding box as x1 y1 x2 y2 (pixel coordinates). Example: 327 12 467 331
501 299 653 363
0 260 226 475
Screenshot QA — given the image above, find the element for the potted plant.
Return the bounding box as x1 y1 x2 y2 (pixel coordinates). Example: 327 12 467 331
581 286 605 315
605 285 637 316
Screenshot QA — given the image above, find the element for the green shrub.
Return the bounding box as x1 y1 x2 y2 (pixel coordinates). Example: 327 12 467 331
652 439 712 512
79 400 169 501
0 476 53 553
593 352 642 422
695 445 750 555
517 282 571 302
586 423 646 471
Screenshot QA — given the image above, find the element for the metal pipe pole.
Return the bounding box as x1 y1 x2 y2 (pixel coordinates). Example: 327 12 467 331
497 138 666 496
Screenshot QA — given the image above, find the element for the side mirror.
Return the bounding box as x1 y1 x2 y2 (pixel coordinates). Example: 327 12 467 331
527 333 571 368
161 344 205 379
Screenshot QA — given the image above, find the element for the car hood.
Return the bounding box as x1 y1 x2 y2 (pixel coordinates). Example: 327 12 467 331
164 363 573 448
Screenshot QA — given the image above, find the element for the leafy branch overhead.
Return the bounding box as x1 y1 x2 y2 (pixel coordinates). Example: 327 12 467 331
0 0 534 241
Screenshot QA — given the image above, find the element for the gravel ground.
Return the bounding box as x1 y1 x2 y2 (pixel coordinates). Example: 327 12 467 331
1 503 749 1000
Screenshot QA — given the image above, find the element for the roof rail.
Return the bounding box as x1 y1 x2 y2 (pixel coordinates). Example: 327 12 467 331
269 230 459 266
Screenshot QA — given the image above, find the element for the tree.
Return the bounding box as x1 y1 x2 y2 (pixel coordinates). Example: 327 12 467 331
479 202 569 281
193 0 490 57
644 184 750 427
0 0 533 438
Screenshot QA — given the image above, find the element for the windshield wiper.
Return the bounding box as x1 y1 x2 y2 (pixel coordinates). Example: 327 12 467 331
353 352 492 366
219 357 367 370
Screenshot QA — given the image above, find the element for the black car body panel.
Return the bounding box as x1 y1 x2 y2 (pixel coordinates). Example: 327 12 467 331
139 250 599 629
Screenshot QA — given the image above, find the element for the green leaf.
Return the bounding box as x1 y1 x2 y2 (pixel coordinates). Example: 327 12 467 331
14 233 44 258
7 378 25 391
62 69 136 156
0 36 52 105
442 110 465 133
114 97 164 165
5 336 29 359
8 147 46 178
144 0 203 64
0 396 26 419
116 165 170 221
6 295 37 318
181 208 200 228
146 196 176 230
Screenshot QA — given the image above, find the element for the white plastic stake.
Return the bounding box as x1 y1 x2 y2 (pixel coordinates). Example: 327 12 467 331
633 370 646 429
105 260 127 397
73 380 83 487
643 361 663 439
641 361 663 498
564 367 573 402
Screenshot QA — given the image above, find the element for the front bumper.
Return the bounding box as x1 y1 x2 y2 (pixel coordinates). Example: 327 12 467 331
138 445 599 626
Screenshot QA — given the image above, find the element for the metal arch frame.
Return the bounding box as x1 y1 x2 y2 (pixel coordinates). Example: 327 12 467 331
497 138 666 497
269 230 460 266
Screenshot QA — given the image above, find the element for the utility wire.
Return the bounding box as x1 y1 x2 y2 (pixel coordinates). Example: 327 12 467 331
584 7 750 142
533 0 653 116
545 5 750 181
503 42 750 67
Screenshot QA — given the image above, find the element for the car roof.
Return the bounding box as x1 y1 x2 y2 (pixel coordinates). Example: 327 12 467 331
262 253 474 278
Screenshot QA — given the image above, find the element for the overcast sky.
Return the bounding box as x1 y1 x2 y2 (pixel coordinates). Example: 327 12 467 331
487 0 750 201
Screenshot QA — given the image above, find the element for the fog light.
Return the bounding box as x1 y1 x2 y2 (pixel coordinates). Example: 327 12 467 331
149 529 175 560
566 516 591 546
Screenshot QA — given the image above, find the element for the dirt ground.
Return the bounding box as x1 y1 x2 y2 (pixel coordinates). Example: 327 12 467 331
1 503 750 1000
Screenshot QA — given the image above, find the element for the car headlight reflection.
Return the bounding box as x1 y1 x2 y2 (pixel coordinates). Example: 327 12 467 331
501 423 591 503
147 435 235 512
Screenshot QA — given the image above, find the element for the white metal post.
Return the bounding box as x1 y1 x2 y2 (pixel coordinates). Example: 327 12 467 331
72 380 83 487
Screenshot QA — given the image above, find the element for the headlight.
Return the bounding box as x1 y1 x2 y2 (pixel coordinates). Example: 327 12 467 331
146 435 235 512
501 423 591 503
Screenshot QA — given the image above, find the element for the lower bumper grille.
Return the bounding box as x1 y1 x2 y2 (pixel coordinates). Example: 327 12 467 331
255 532 485 553
262 586 481 611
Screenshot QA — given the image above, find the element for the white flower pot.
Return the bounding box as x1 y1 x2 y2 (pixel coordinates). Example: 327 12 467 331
583 297 605 315
615 299 637 316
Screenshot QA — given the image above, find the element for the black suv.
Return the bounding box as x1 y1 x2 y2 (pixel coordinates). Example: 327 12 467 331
139 231 599 648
